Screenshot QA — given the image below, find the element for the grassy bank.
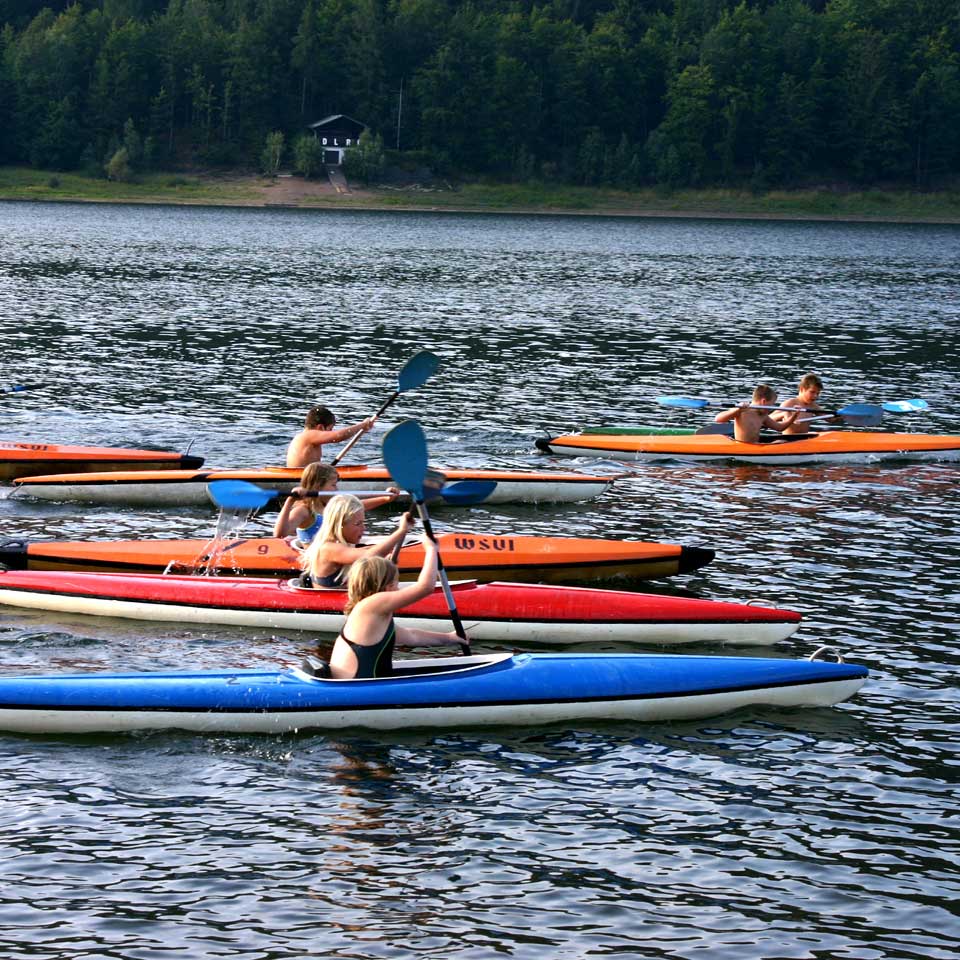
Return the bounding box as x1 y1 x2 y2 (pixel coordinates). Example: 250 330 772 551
2 166 959 223
0 167 263 205
371 181 960 222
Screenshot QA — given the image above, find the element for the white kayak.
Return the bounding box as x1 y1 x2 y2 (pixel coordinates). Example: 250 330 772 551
11 464 614 506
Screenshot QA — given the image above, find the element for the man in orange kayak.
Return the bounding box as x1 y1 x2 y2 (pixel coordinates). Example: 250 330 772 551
714 385 799 443
286 405 376 468
771 373 840 435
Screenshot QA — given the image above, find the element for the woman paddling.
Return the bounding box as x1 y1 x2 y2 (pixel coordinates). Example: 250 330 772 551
298 494 412 587
328 536 462 679
274 465 401 545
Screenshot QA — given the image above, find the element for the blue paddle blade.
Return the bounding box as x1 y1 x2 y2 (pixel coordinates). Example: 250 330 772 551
837 403 882 418
440 480 497 505
397 351 440 392
382 419 429 500
208 480 275 510
657 395 711 409
882 399 928 413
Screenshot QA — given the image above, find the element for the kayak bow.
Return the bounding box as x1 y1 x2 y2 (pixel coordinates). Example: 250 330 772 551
1 441 204 482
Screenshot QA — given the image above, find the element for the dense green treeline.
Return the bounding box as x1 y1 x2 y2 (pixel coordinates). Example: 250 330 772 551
1 0 958 188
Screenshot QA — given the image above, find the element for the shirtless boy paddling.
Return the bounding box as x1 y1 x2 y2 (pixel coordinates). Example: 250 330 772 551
286 405 375 468
772 374 839 435
714 385 800 443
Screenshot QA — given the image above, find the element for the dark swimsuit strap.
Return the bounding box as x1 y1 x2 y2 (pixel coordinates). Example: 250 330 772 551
311 544 360 588
340 619 396 679
312 571 343 588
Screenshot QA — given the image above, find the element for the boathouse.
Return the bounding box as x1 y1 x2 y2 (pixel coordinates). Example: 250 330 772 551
307 115 366 165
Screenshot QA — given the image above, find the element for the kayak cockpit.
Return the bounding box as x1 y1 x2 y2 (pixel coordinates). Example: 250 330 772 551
293 652 514 682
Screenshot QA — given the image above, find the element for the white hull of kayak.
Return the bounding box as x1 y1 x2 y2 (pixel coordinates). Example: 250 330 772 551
0 679 864 734
11 476 609 506
0 589 799 646
11 479 212 506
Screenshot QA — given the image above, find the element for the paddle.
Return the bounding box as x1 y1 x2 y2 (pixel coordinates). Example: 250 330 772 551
696 409 880 436
390 468 477 561
657 395 883 426
207 478 493 512
2 383 48 394
881 399 928 413
382 419 471 655
331 350 440 466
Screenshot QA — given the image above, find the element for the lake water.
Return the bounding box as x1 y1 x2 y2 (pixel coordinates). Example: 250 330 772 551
1 200 959 958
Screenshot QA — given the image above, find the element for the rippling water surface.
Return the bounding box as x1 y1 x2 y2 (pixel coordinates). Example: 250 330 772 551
1 201 958 958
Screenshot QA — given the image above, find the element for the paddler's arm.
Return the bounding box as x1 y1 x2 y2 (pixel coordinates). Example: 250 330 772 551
378 541 465 645
300 417 375 447
273 487 309 538
395 626 464 647
363 510 414 559
367 532 440 611
357 487 402 512
762 408 801 433
714 402 748 423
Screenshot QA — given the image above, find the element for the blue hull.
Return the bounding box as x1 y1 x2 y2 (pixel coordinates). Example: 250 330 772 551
0 652 867 734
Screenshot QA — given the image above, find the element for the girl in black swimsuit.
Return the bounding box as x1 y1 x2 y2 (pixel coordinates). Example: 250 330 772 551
328 536 463 680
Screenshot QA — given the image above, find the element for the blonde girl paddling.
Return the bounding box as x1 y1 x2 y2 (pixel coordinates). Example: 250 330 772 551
328 537 461 679
298 494 412 587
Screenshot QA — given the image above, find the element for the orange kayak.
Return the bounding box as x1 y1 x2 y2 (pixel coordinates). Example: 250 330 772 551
0 441 204 482
11 463 612 506
0 533 714 584
536 430 960 464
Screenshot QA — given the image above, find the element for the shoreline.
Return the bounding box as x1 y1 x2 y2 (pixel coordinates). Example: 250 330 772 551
2 168 959 225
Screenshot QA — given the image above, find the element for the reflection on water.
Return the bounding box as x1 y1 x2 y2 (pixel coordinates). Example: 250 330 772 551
0 202 958 958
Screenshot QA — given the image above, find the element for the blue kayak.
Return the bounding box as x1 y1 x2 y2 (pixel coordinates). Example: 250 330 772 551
0 651 867 734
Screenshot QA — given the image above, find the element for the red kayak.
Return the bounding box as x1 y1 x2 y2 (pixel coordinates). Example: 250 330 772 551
1 441 203 482
0 569 801 646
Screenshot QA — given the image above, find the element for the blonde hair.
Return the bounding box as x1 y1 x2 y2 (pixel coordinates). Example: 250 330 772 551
298 494 364 578
799 373 823 391
344 556 398 613
752 384 777 404
300 462 338 490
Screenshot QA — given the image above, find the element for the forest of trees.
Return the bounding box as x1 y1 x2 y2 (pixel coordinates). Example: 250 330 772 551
1 0 958 189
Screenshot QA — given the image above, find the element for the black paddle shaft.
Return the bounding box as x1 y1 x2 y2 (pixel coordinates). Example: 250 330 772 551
414 501 471 655
330 390 401 467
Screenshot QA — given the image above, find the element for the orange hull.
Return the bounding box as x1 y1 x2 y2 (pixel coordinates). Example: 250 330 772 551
0 441 203 482
0 534 714 584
